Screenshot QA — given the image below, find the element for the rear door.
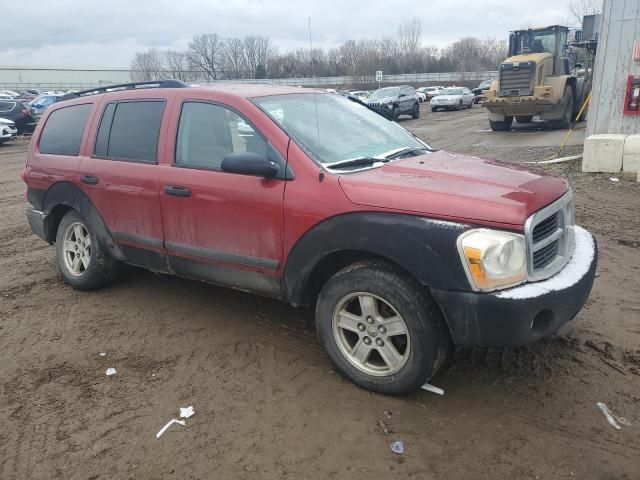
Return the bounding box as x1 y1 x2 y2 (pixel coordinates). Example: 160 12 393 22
157 97 287 296
78 95 171 270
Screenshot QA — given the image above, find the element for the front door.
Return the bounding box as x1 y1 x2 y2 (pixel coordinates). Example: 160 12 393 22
158 100 286 296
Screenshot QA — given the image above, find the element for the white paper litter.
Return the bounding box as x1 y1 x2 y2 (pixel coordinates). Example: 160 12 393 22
496 226 595 300
99 352 107 357
156 419 186 438
421 383 445 396
609 177 620 182
105 368 116 376
179 406 195 418
597 402 621 430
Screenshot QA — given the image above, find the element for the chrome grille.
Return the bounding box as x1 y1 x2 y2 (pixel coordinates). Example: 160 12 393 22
525 191 575 281
499 62 534 97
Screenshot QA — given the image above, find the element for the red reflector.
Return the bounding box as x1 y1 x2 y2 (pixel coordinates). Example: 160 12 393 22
21 109 29 114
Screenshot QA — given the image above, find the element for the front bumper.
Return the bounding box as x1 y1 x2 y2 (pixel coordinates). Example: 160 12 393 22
431 227 597 347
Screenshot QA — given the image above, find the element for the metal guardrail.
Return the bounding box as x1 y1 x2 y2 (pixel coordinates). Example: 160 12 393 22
0 71 498 91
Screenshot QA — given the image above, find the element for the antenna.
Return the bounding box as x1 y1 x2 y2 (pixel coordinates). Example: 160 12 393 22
308 17 315 78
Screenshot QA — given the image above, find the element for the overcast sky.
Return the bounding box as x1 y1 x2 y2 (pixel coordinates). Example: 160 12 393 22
0 0 577 69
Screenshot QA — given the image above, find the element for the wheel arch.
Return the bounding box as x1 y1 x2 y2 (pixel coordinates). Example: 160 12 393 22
283 212 473 307
41 181 124 261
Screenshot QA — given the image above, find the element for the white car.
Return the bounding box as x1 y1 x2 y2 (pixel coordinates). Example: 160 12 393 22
0 118 18 145
430 87 475 111
348 90 370 102
415 91 427 103
0 89 20 98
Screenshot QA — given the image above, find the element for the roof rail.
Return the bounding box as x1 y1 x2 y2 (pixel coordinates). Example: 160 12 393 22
58 79 189 101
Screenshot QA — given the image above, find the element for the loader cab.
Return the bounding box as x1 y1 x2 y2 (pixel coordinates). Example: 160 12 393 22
508 26 570 75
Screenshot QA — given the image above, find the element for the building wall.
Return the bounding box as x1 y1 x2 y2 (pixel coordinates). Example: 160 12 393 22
587 0 640 135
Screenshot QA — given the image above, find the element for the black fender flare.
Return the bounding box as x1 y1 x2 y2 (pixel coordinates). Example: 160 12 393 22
41 181 124 261
283 212 473 306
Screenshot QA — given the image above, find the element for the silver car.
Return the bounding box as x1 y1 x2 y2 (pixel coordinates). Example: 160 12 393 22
430 87 475 111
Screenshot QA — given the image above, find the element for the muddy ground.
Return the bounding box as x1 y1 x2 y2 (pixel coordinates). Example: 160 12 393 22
1 106 639 479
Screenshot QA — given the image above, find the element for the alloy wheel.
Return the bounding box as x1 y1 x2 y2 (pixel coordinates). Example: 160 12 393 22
62 222 91 277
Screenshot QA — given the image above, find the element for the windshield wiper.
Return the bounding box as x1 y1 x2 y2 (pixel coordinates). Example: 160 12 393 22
381 146 430 159
325 157 388 170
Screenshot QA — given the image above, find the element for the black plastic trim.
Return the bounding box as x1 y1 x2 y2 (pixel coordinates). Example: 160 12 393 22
27 187 46 210
113 231 164 248
165 241 279 271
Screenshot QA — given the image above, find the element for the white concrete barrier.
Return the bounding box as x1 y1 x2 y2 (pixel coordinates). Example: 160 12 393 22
623 134 640 173
582 134 626 173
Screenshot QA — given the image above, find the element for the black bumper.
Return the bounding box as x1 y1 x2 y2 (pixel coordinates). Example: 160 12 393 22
431 239 598 347
26 207 50 243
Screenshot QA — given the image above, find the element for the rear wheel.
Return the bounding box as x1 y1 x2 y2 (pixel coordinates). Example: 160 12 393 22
315 261 451 395
489 116 513 131
55 210 119 290
516 115 534 123
411 103 420 119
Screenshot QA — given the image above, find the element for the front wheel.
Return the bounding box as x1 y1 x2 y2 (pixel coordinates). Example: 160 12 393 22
431 106 438 112
315 261 451 395
549 85 574 130
456 100 462 111
411 103 420 119
55 210 119 290
391 106 400 121
489 116 514 131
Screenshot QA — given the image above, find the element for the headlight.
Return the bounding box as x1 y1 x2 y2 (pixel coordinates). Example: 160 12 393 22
457 229 527 291
387 103 394 109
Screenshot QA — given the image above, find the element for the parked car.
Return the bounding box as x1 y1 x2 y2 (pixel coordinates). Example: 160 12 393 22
0 99 36 133
29 94 62 120
416 86 444 101
23 80 596 395
0 89 20 98
367 85 420 121
473 79 494 103
430 87 475 111
348 90 371 102
0 118 17 144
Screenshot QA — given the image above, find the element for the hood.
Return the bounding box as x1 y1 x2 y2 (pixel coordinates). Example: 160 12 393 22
368 96 395 104
337 150 568 227
0 118 14 125
504 52 552 64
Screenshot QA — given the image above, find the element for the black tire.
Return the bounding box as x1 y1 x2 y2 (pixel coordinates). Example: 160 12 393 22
315 261 451 395
431 106 438 112
549 85 574 130
411 103 420 119
515 115 534 124
489 116 513 131
467 101 473 109
391 106 400 121
55 210 119 291
456 100 462 111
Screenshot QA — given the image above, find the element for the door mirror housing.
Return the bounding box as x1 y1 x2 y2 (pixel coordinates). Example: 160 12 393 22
221 152 279 178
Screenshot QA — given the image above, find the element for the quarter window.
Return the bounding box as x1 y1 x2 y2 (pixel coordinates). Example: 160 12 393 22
39 104 92 156
94 100 164 162
175 102 267 169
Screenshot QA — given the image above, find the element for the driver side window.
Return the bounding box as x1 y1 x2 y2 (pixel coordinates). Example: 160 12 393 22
175 102 267 169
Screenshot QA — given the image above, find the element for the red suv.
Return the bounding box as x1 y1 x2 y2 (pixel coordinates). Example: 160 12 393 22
22 80 597 394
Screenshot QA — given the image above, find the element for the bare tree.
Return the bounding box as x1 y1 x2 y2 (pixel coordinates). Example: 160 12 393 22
187 34 224 80
130 49 164 81
569 0 602 26
164 50 190 81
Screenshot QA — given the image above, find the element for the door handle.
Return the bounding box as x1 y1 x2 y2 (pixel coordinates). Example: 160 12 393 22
164 185 191 197
80 175 99 185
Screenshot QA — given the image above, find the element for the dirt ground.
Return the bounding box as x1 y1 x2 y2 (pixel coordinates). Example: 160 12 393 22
1 106 639 479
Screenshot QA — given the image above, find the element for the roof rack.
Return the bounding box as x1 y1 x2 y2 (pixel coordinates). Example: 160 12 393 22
58 79 188 101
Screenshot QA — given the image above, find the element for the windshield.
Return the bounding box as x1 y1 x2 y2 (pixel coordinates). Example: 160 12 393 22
369 87 399 100
512 28 559 55
255 93 428 165
440 88 463 95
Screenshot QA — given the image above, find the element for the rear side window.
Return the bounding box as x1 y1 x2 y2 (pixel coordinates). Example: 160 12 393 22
39 104 92 156
0 101 15 113
94 101 164 162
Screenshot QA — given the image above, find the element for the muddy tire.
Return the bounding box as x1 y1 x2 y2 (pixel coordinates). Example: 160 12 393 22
549 86 574 130
315 261 451 395
411 103 420 119
55 210 119 291
489 116 513 131
516 115 533 124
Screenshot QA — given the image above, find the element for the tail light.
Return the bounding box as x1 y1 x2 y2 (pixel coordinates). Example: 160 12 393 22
21 107 29 115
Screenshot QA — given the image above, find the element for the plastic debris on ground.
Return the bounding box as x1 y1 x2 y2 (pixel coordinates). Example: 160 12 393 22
99 352 107 357
180 406 195 418
390 440 404 454
610 177 620 182
156 419 186 438
105 368 116 376
421 383 444 396
596 402 630 430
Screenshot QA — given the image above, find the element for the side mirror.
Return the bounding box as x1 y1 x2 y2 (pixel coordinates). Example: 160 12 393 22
399 93 406 97
221 152 279 178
